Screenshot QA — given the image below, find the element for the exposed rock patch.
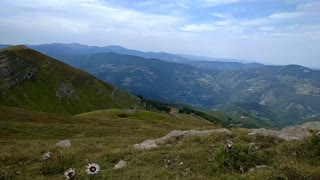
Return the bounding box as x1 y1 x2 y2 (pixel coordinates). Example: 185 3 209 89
56 140 71 148
249 121 320 141
133 140 158 150
0 51 37 89
114 160 127 169
133 128 231 150
259 90 276 106
97 90 104 96
56 83 77 100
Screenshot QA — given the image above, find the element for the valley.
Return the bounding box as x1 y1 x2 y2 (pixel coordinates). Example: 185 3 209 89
21 43 320 127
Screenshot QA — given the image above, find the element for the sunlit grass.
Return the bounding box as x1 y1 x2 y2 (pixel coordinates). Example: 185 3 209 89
1 106 319 179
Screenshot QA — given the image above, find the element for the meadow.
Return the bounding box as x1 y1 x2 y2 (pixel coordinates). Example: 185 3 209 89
1 106 319 179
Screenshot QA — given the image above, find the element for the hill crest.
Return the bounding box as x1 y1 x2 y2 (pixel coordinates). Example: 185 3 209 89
0 45 138 114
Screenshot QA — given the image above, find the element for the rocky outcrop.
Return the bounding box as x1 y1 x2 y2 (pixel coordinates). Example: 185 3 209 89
97 90 104 96
55 82 78 100
133 129 231 150
249 121 320 141
0 51 37 89
259 90 276 106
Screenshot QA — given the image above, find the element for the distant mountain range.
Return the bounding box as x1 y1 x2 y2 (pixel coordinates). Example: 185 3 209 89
0 43 255 64
1 43 319 127
0 45 137 114
26 43 193 64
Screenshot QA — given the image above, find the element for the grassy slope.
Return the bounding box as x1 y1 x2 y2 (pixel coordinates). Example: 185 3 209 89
0 46 137 114
0 106 217 179
1 106 319 179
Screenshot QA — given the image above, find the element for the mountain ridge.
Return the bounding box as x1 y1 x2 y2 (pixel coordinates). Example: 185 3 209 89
1 43 257 65
49 51 320 127
1 44 319 127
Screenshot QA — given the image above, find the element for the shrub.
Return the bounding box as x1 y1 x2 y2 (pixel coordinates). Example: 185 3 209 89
117 113 128 118
280 133 320 166
268 165 308 180
145 100 171 113
213 143 273 173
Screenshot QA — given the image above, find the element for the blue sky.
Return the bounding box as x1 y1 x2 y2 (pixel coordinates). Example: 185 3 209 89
1 0 320 67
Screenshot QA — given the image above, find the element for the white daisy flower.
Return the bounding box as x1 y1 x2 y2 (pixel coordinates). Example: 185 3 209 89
64 168 76 180
86 163 100 175
43 152 51 160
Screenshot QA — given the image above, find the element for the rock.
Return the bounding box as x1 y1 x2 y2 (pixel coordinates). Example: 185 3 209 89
133 140 158 150
249 165 268 172
248 128 279 137
56 140 71 148
301 121 320 130
133 129 231 150
249 121 320 141
255 165 268 169
56 83 77 100
155 129 231 145
97 90 104 96
278 126 310 141
0 51 38 89
114 160 127 169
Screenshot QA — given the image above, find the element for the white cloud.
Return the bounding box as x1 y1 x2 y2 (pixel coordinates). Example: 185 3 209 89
240 18 268 26
268 12 304 20
0 0 320 68
259 26 275 32
0 0 183 34
211 13 234 19
180 24 216 32
202 0 240 7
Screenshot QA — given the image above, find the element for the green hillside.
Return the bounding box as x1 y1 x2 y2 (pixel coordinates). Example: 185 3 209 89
0 46 137 114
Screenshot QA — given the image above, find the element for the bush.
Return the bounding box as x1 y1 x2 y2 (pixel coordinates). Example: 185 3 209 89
268 165 308 180
213 143 273 173
178 107 223 125
117 113 128 118
281 134 320 166
145 100 171 113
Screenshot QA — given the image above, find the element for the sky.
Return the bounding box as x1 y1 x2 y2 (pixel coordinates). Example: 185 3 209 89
1 0 320 68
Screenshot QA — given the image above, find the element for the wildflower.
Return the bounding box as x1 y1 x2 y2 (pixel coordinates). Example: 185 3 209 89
64 168 76 180
227 143 233 149
43 152 51 160
225 143 233 151
86 163 100 175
